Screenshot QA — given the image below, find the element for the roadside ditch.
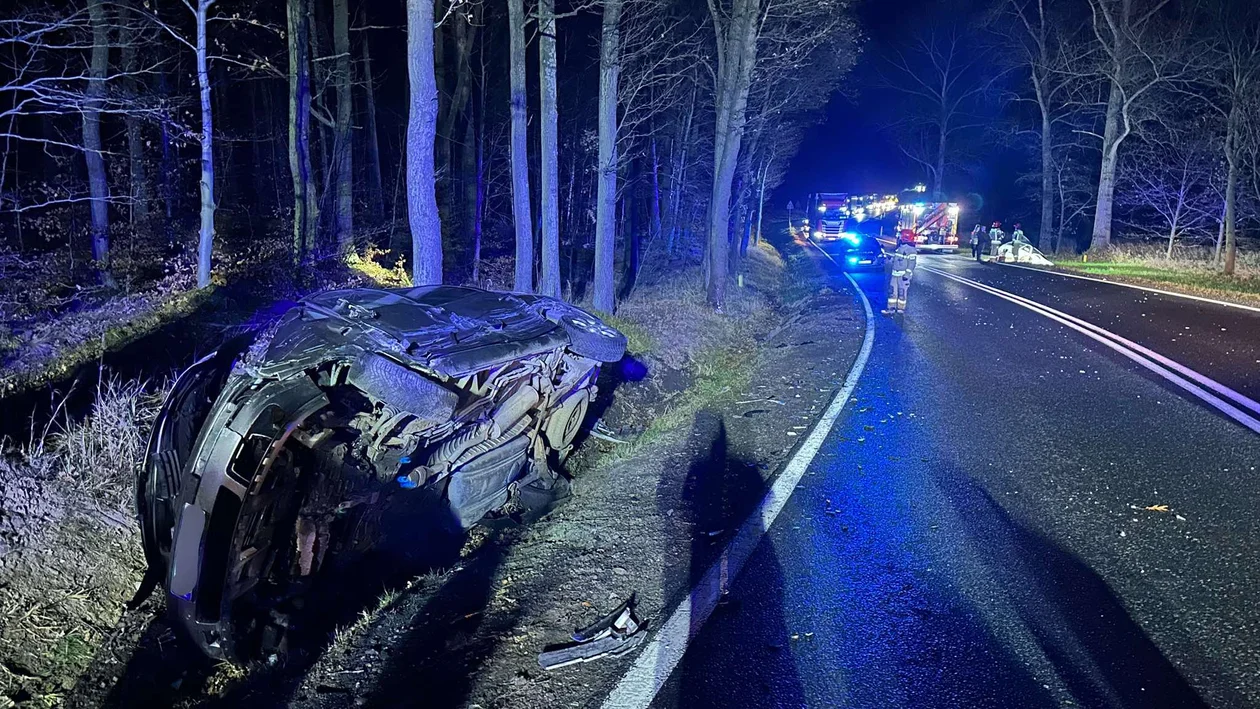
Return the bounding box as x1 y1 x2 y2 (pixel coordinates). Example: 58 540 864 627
2 226 866 708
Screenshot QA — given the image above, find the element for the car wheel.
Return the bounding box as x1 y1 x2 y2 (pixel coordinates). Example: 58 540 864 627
559 312 627 362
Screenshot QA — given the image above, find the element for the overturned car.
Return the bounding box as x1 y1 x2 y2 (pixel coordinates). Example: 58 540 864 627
136 286 626 661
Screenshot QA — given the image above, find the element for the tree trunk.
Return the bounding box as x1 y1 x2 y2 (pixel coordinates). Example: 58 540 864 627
288 0 317 264
1223 156 1238 276
472 34 487 284
309 0 332 238
706 0 759 310
121 6 151 227
362 36 386 225
507 0 533 292
83 0 112 285
407 0 443 284
1223 106 1240 276
434 0 448 167
195 0 216 288
933 118 946 200
755 158 768 245
666 86 697 254
158 66 176 245
1039 112 1054 252
333 0 353 253
650 135 662 244
1089 79 1124 251
440 11 476 176
537 0 562 297
592 0 624 313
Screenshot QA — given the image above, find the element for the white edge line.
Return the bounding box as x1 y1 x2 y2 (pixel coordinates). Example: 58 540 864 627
995 260 1260 315
928 267 1260 418
924 266 1260 435
600 253 877 709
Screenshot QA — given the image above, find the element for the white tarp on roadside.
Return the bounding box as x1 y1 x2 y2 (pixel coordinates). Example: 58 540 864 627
996 239 1053 266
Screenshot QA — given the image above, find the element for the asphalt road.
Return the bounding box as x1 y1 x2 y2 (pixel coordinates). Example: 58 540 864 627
645 253 1260 709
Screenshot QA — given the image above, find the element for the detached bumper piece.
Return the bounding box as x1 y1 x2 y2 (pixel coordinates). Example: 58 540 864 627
538 593 647 670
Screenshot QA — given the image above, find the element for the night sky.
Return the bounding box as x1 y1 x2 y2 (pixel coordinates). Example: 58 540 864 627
779 0 1032 227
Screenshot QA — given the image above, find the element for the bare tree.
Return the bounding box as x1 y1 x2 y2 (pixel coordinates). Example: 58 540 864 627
880 26 989 201
592 0 624 313
705 0 856 309
333 0 353 253
1002 0 1076 251
1116 127 1220 257
288 0 317 263
538 0 561 297
1191 0 1260 275
362 32 385 225
82 0 112 285
507 0 532 292
1080 0 1187 251
408 0 443 284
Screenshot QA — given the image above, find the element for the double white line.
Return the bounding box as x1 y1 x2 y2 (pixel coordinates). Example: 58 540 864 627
924 265 1260 435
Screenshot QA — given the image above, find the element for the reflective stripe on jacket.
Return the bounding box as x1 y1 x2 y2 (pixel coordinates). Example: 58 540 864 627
890 244 917 278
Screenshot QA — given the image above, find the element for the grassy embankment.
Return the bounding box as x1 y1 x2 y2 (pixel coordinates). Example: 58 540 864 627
1050 244 1260 305
0 236 833 706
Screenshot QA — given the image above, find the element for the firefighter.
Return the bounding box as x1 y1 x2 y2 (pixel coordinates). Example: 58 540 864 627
883 230 918 315
1011 222 1027 244
988 221 1005 259
969 224 985 260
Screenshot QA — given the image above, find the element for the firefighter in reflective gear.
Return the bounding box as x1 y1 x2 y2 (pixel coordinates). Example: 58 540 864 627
883 230 918 315
988 221 1006 259
1011 222 1028 244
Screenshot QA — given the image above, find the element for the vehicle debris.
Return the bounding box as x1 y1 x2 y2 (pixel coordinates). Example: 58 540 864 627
589 419 630 444
134 285 627 662
537 593 646 670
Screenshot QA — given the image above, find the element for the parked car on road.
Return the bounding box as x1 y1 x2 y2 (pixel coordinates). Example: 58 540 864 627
137 286 626 661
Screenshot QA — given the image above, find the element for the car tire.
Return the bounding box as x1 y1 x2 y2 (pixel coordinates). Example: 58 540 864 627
558 312 627 362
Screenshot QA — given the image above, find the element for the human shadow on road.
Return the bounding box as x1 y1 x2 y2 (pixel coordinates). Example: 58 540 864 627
939 469 1226 708
649 410 805 708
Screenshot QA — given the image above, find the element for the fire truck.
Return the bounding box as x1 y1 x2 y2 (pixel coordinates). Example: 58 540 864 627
897 201 961 252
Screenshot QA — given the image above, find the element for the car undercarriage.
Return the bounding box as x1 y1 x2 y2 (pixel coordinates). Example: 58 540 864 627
136 286 626 661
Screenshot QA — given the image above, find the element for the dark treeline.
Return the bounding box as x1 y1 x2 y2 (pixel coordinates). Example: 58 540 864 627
865 0 1260 273
0 0 859 325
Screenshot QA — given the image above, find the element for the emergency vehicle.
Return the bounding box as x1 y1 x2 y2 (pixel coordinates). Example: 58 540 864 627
897 201 961 252
808 193 850 241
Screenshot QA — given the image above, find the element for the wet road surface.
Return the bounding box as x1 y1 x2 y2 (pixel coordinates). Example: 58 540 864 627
646 253 1260 708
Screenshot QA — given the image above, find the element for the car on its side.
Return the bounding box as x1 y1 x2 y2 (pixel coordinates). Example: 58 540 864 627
136 285 626 662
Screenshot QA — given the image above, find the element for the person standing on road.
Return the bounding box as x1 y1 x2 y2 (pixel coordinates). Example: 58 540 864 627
970 224 985 260
988 221 1005 260
883 230 918 315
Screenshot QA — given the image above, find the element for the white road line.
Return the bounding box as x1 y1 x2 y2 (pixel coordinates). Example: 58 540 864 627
994 260 1260 315
931 268 1260 418
600 265 876 709
923 265 1260 435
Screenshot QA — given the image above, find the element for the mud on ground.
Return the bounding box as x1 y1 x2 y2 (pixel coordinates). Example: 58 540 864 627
49 231 865 709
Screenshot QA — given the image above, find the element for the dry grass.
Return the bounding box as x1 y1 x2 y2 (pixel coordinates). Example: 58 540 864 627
0 379 163 704
1052 242 1260 303
0 277 211 399
606 244 786 456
